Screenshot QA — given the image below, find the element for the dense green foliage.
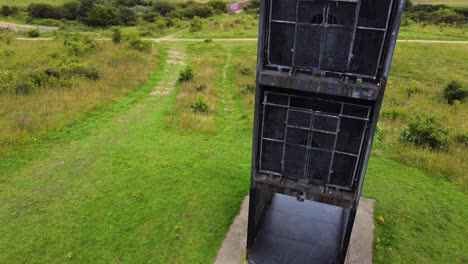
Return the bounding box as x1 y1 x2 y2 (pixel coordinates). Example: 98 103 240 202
19 0 229 28
178 65 194 82
443 80 467 104
405 0 467 25
401 115 450 149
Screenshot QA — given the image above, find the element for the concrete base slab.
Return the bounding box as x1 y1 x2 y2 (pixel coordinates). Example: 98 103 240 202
215 196 375 264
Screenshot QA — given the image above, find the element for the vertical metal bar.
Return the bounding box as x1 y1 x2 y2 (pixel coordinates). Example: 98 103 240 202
326 103 344 185
258 94 268 171
266 0 274 65
291 0 300 67
374 0 395 77
280 96 292 174
317 3 328 70
346 0 362 72
304 110 315 181
351 121 370 185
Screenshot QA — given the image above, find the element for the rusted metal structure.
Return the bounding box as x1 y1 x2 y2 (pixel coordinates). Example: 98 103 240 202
247 0 406 263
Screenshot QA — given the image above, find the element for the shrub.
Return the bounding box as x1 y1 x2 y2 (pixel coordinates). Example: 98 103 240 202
178 66 194 82
154 17 168 30
455 132 468 147
63 35 98 56
28 71 49 86
61 63 101 80
183 4 213 19
443 81 467 104
26 29 40 38
0 34 13 45
1 5 19 16
119 7 137 26
15 79 36 95
61 2 80 20
112 28 122 44
0 69 15 94
190 16 203 32
27 3 62 19
208 0 227 13
191 93 209 113
401 115 449 150
242 83 255 94
83 5 120 27
129 38 152 52
238 65 253 75
193 83 206 92
152 1 176 16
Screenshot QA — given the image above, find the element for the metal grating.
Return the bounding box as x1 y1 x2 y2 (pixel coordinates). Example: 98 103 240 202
259 91 371 190
267 0 394 79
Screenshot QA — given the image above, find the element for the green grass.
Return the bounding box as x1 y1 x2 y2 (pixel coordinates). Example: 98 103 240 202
381 42 468 187
0 37 160 156
364 155 467 264
0 41 252 263
0 40 466 264
399 23 468 41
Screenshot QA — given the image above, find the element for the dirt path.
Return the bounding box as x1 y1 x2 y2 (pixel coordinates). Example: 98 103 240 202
0 21 58 33
149 49 186 97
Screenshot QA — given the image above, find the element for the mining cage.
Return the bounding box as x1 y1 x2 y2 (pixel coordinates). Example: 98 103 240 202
247 0 406 263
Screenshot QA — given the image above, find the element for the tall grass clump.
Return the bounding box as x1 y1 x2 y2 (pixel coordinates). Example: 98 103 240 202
178 66 194 82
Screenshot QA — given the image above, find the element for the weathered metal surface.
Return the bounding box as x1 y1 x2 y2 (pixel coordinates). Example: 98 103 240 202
247 0 406 263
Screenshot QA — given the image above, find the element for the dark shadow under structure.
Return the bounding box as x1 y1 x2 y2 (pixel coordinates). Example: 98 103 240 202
247 0 406 263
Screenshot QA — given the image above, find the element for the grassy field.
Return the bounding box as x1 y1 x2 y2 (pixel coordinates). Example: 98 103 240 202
0 36 160 156
0 39 467 263
382 42 468 187
415 0 468 8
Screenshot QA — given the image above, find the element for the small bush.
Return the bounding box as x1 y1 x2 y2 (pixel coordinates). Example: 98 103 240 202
455 132 468 147
129 38 152 52
207 0 227 13
443 81 467 104
28 71 49 86
401 115 449 150
1 5 18 17
15 80 36 95
0 34 13 45
26 29 40 38
406 87 421 98
152 1 176 16
190 16 203 32
183 5 213 19
238 65 253 75
242 83 255 94
193 83 206 92
178 66 194 82
61 63 101 80
0 69 15 94
191 93 209 113
112 28 122 44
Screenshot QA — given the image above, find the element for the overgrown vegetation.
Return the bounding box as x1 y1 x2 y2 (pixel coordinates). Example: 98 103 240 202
1 0 231 29
178 65 194 82
401 115 449 149
443 80 467 104
405 0 467 25
0 34 159 155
